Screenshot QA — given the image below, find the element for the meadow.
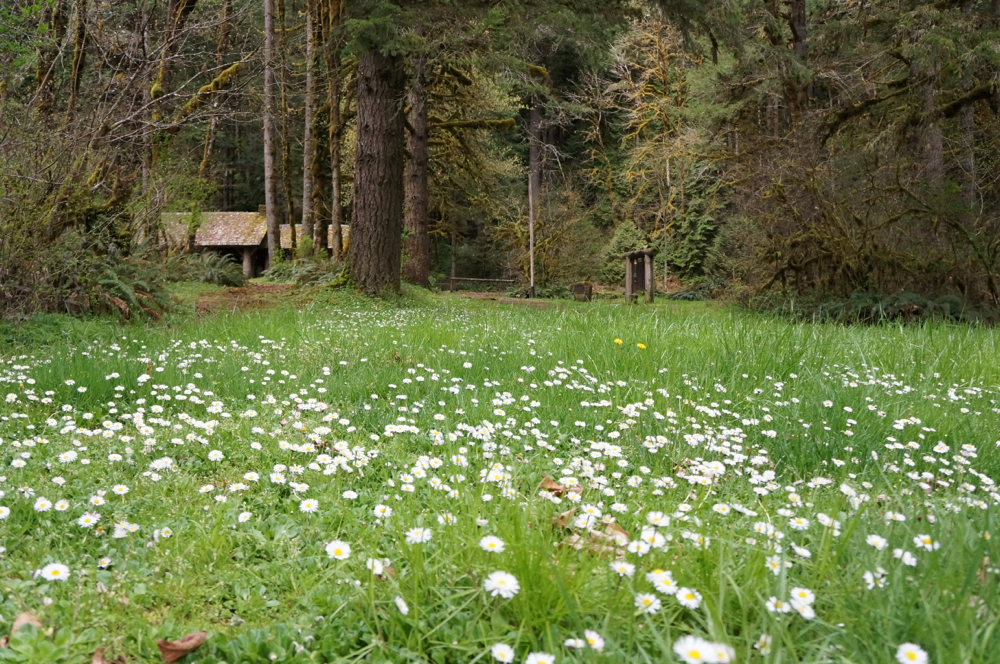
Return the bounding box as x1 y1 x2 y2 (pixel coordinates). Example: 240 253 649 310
0 289 997 664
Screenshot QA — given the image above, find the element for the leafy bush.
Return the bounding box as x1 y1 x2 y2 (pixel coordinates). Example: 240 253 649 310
96 254 173 321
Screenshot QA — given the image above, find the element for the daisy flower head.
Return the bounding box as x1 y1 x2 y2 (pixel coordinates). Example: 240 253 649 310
366 558 384 575
77 512 101 527
646 569 678 594
676 587 702 609
325 540 351 560
39 562 70 581
896 643 928 664
490 643 515 663
479 535 505 553
610 560 636 578
373 504 392 518
525 653 555 664
0 506 9 519
790 587 815 605
673 635 714 664
584 630 605 651
394 595 409 615
208 450 225 461
483 571 520 599
238 511 252 522
866 534 888 550
299 498 319 513
405 527 432 544
766 596 792 613
634 593 661 614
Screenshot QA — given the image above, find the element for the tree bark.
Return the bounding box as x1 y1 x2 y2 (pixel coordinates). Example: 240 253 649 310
528 99 542 295
263 0 279 267
300 0 317 243
35 0 68 114
923 77 943 188
790 0 807 60
65 0 88 123
198 0 232 182
325 0 343 260
349 48 405 295
324 0 344 261
278 0 295 249
403 44 430 287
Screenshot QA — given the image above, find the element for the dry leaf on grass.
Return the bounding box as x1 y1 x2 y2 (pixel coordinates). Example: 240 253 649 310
552 508 576 529
91 647 107 664
156 631 207 663
11 612 42 635
538 474 582 497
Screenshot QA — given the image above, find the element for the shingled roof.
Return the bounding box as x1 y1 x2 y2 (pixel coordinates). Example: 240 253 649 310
161 212 266 248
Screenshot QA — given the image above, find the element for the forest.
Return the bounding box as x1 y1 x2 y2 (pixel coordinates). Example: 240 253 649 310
2 0 1000 319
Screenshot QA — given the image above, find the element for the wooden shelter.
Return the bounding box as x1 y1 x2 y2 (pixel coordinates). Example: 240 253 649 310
161 212 267 277
623 248 658 304
161 213 350 278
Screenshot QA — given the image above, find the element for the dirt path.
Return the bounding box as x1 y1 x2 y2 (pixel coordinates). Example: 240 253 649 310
195 283 294 315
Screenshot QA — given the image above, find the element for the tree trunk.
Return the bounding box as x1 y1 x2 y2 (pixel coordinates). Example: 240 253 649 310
325 0 343 260
923 77 943 188
349 48 405 295
65 0 88 123
278 0 295 249
263 0 279 267
403 44 430 287
300 0 317 243
960 103 976 215
35 0 68 114
790 0 807 60
198 0 232 182
528 99 542 296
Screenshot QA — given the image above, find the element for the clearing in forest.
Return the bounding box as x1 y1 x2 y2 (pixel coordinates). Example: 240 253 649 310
0 291 996 663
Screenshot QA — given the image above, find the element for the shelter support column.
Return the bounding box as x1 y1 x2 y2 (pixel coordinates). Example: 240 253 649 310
644 253 655 304
243 248 254 278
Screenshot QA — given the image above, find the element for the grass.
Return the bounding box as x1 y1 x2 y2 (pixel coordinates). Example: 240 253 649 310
0 286 997 663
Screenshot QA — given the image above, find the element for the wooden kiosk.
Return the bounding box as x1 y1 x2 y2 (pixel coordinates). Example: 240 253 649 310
623 248 657 304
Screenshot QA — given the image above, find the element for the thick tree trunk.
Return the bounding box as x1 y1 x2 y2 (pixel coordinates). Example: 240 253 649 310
263 0 279 266
325 0 343 260
349 48 405 295
300 0 316 243
403 47 430 287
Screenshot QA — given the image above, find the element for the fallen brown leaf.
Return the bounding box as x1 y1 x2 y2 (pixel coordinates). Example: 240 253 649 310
605 522 629 541
156 631 207 663
552 508 576 529
539 473 563 494
11 612 42 635
92 647 107 664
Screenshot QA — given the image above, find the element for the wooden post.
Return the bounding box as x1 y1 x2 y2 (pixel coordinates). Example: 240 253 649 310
644 253 655 303
624 253 635 304
243 248 254 278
